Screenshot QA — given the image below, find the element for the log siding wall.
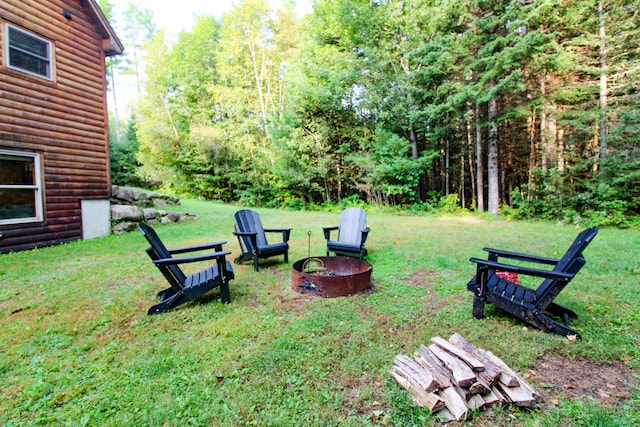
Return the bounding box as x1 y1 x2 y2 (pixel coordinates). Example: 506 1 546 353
0 0 112 253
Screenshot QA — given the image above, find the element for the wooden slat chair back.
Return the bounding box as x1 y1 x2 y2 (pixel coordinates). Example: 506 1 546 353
533 227 598 307
233 209 291 272
139 223 187 291
323 207 370 260
339 207 367 244
137 223 233 315
234 209 267 253
467 227 598 338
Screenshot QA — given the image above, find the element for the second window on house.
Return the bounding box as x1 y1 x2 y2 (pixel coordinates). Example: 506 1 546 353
0 150 44 224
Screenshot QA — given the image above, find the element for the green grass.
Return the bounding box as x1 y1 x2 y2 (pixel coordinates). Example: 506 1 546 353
1 199 638 426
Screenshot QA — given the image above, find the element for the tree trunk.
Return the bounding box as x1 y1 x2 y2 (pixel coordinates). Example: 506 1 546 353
467 107 476 209
460 144 466 209
548 101 557 168
133 45 142 98
109 63 121 144
527 109 536 201
445 138 450 196
247 41 268 126
558 127 565 172
504 120 514 206
475 102 484 212
539 79 549 171
410 127 423 201
487 79 499 216
539 76 558 172
598 0 608 166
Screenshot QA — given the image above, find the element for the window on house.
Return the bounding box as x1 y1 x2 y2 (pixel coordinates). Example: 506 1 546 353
6 24 52 80
0 151 44 224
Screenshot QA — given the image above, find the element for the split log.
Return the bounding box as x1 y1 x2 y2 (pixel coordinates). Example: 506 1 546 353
478 350 540 398
435 407 456 424
470 349 518 386
467 393 486 411
428 344 476 388
448 333 502 385
394 354 439 393
454 384 471 401
469 380 491 395
495 383 537 408
483 387 505 406
391 366 445 412
437 386 469 421
431 336 485 371
417 345 452 388
498 372 520 388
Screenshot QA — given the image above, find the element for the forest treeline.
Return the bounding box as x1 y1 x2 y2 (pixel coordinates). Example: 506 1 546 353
104 0 640 227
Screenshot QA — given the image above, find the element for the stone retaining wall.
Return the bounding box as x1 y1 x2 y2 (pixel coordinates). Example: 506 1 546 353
110 186 196 234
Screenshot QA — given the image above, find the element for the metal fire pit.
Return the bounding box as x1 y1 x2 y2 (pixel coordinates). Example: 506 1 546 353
291 256 372 298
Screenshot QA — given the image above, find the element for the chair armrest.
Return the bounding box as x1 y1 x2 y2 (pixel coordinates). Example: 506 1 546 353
470 258 574 281
169 241 227 255
361 227 371 245
233 231 258 237
482 247 560 266
154 250 232 265
323 226 338 240
263 228 292 242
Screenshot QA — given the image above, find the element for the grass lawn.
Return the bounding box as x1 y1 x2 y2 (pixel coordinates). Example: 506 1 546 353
1 199 638 426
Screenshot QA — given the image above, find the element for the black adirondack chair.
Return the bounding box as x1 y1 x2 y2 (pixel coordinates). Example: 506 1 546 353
323 207 370 260
467 227 598 338
233 209 291 271
137 223 234 315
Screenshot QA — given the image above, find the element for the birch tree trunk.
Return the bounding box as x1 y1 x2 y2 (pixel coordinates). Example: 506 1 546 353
108 63 121 143
487 80 499 216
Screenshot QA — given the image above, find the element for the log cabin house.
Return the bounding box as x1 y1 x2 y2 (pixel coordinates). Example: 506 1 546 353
0 0 122 253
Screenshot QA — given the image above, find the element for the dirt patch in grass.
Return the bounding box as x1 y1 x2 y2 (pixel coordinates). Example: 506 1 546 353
340 373 387 421
455 353 638 426
276 293 313 313
407 268 437 288
408 268 466 309
432 354 638 427
456 216 487 224
531 353 637 407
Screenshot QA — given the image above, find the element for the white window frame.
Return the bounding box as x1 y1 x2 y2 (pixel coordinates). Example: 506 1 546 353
0 150 44 225
5 23 53 80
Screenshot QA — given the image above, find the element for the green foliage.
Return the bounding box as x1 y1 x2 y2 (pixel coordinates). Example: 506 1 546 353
268 113 333 204
109 117 149 188
437 194 462 213
108 0 640 225
510 155 640 227
347 129 436 206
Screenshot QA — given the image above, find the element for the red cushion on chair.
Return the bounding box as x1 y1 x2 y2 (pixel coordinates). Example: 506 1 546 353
496 270 519 284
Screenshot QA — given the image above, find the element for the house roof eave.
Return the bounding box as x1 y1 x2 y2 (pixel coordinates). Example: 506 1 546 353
83 0 124 56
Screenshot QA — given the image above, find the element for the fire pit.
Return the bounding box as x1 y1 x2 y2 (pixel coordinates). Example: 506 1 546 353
291 256 373 298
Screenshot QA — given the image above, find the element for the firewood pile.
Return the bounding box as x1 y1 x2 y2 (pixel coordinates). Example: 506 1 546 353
391 333 540 422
